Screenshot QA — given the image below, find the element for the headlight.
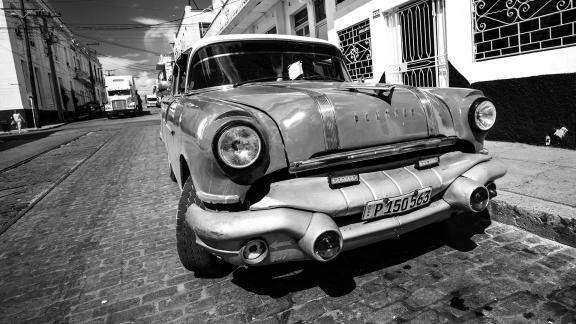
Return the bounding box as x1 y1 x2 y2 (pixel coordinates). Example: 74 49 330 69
128 102 136 107
470 100 496 131
216 125 262 168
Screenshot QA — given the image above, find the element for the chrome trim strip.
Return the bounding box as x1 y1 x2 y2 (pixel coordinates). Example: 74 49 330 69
382 170 403 195
268 85 340 151
404 167 424 188
431 168 444 186
289 136 459 173
359 176 378 200
338 188 351 216
407 87 440 136
196 190 240 204
315 94 340 151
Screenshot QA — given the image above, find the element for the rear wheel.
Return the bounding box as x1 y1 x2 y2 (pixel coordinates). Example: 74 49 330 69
176 178 230 276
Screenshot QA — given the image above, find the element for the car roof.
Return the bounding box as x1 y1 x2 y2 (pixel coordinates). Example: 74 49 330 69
184 34 337 57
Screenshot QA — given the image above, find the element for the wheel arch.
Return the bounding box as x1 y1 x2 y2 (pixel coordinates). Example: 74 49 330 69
179 154 191 189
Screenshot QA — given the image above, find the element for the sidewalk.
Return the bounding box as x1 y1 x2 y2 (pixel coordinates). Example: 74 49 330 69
486 141 576 247
0 122 67 139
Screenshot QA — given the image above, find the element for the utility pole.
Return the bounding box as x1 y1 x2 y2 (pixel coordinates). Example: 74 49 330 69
19 0 41 128
39 11 65 122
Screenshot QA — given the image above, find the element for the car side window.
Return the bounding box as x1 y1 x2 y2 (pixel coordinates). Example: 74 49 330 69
174 53 189 94
171 65 179 96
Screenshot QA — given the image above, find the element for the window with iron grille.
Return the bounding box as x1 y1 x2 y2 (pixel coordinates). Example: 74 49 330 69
473 0 576 61
294 7 310 36
199 22 210 38
337 19 373 80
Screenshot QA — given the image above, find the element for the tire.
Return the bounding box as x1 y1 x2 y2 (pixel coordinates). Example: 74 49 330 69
169 164 177 182
176 178 231 276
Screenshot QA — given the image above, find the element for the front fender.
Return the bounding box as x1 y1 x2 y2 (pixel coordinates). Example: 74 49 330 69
424 88 488 152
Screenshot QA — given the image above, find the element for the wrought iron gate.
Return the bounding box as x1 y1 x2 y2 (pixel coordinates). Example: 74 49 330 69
387 0 448 87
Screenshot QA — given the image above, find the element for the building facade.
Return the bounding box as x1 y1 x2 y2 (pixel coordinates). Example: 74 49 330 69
173 5 217 59
0 0 105 129
201 0 576 148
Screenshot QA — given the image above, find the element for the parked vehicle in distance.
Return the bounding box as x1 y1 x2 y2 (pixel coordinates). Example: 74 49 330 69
104 75 142 118
145 94 159 108
160 34 506 275
74 101 103 119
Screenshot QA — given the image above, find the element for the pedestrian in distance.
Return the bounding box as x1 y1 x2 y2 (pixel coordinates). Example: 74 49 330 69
11 110 23 134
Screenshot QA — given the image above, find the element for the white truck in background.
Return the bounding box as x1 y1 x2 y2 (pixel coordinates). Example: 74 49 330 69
145 94 159 108
104 75 142 119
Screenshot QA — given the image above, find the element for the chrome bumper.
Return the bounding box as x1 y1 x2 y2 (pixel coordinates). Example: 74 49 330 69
185 152 507 266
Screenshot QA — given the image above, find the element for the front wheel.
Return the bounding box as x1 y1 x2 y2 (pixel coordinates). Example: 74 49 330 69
176 178 231 276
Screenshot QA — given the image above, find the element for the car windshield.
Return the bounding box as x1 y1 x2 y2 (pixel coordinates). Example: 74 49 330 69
108 90 131 96
187 40 351 90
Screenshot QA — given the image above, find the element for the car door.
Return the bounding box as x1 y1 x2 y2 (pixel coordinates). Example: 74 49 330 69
164 52 189 183
160 65 178 143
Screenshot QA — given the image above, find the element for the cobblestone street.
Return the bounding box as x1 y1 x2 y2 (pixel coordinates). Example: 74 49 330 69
0 118 575 323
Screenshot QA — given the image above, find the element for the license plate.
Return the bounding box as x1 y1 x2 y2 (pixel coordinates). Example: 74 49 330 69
362 187 432 220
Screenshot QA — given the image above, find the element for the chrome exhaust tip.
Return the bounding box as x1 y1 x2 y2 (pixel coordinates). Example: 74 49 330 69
444 177 490 213
239 238 269 265
298 213 343 262
470 186 490 212
486 182 497 198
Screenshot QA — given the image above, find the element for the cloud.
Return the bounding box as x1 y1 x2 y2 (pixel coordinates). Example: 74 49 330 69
131 16 177 53
132 17 165 25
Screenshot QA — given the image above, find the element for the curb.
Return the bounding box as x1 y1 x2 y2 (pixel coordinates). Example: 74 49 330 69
489 190 576 247
0 122 70 139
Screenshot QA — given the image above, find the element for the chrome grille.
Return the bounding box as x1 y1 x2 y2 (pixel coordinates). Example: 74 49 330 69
112 100 127 110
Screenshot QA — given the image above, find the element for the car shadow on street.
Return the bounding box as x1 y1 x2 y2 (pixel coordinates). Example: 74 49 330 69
231 211 491 298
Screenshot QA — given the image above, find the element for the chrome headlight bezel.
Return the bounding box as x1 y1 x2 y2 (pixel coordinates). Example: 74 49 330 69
469 99 497 132
214 123 263 169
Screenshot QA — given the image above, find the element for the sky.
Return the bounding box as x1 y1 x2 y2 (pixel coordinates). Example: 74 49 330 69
47 0 213 95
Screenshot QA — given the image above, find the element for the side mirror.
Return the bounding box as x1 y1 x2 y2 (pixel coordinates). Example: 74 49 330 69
157 80 170 92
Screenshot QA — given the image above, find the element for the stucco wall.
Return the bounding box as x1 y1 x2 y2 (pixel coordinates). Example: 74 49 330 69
445 0 576 83
0 7 25 112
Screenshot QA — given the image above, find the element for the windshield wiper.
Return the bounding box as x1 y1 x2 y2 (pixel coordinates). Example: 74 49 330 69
233 77 280 88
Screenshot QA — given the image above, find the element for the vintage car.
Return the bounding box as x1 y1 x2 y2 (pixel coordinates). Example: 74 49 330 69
159 34 506 275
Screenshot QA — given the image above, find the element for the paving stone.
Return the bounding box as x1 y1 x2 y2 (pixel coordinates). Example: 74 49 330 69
135 309 184 324
281 300 325 324
550 284 576 309
538 252 575 271
142 286 178 304
491 231 528 244
106 304 156 323
405 287 446 309
92 298 140 317
366 302 410 323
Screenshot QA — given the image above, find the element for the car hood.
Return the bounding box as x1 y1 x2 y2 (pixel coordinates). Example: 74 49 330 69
205 81 456 163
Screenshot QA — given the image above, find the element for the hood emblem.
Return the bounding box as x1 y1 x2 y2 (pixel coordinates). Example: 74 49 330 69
355 108 415 123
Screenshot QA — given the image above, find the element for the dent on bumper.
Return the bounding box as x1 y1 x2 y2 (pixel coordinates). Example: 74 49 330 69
186 152 507 265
